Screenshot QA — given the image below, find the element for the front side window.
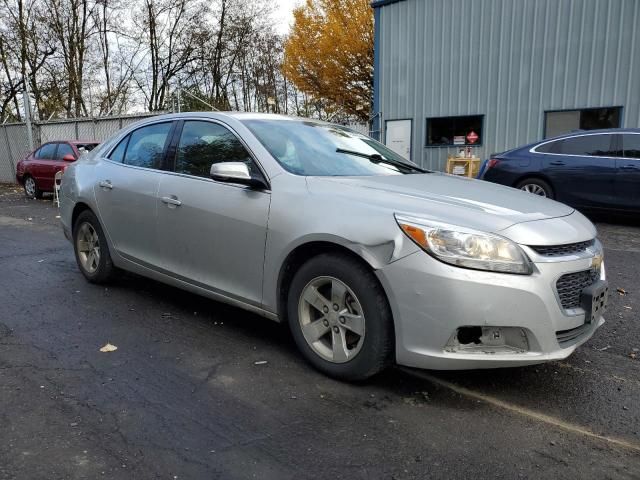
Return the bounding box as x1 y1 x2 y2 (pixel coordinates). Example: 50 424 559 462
555 134 616 157
55 143 75 160
175 121 256 178
243 119 424 176
35 143 56 159
426 115 483 146
122 122 172 169
623 134 640 159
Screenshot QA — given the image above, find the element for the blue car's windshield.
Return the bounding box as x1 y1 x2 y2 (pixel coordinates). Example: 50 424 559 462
242 119 425 176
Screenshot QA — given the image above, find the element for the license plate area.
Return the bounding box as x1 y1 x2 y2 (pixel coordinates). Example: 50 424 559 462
580 280 608 324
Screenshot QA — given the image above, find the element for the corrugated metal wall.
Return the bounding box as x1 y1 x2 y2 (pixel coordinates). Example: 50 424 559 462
377 0 640 170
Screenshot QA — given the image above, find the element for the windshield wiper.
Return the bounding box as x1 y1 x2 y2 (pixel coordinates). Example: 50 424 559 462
335 148 428 173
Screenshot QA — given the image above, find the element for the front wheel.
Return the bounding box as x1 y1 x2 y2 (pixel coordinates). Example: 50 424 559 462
516 178 554 199
73 210 116 284
23 176 43 199
287 253 394 381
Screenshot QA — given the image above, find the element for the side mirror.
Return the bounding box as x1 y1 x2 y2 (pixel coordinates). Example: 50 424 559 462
62 154 76 162
210 162 267 189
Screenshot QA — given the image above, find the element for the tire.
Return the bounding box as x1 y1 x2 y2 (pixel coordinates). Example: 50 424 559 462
287 253 394 381
516 177 554 199
72 210 116 284
23 175 43 199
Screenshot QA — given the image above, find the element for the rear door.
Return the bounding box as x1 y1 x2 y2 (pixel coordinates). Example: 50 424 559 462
93 121 176 268
615 133 640 210
156 119 271 306
537 133 617 208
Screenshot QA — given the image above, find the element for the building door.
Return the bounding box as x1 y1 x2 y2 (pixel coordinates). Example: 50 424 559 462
385 119 412 161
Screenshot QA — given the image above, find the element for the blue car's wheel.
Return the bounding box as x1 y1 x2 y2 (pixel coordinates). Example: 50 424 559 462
516 178 554 199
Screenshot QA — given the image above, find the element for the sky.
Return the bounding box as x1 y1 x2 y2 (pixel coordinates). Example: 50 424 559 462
273 0 303 34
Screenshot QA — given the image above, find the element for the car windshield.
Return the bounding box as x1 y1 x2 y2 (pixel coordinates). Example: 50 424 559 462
242 119 425 176
76 143 99 154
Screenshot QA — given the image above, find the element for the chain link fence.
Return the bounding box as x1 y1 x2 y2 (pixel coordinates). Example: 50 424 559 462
0 113 159 183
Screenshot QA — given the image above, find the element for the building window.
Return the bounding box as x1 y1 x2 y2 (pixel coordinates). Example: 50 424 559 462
426 115 483 147
544 107 622 138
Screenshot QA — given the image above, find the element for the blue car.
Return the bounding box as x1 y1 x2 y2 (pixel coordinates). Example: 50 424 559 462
481 128 640 213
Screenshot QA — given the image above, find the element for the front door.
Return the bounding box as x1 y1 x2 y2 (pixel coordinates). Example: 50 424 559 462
615 133 640 211
539 133 617 208
156 120 271 306
93 121 175 268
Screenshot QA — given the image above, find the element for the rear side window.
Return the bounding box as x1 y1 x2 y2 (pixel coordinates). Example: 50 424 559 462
122 122 172 169
535 140 561 154
35 143 56 159
108 137 129 163
55 143 75 160
623 134 640 159
553 134 616 157
174 121 256 178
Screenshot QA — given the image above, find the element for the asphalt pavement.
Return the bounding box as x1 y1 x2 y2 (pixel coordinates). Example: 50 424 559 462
1 183 639 479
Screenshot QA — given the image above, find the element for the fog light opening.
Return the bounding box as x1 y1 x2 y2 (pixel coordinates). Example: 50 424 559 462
457 326 483 345
446 326 530 354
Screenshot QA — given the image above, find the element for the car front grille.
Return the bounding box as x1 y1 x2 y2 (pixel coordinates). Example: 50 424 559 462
531 239 595 257
556 269 599 310
556 323 592 346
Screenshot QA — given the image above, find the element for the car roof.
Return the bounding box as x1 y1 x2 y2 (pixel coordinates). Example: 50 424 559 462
497 127 640 156
134 111 333 125
544 127 640 140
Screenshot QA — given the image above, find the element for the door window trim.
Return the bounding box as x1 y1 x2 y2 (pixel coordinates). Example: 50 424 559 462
165 117 271 190
103 121 177 172
530 132 620 160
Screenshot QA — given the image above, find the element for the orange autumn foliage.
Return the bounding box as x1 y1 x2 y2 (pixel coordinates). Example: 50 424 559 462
283 0 373 121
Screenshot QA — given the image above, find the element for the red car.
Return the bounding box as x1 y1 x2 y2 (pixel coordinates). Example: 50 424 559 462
16 141 99 198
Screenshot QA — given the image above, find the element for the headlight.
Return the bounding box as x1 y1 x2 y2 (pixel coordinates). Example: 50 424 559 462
395 214 532 274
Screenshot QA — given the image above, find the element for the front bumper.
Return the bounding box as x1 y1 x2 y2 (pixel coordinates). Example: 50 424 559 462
377 249 605 370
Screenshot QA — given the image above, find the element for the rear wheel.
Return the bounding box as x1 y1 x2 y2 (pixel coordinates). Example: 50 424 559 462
516 178 554 199
23 176 43 199
73 210 116 284
287 253 394 381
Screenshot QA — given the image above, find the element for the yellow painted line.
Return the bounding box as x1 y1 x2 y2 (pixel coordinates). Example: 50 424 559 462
403 368 640 453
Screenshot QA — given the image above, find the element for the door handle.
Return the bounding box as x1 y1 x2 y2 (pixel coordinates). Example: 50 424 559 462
161 196 182 207
549 161 565 166
99 180 113 189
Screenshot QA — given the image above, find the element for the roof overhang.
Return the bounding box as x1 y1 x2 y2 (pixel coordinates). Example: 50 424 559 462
371 0 407 8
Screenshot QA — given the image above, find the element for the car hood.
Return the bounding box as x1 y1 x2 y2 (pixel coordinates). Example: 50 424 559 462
307 173 592 244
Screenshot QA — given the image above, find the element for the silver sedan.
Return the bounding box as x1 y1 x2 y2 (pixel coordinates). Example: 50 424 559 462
59 113 608 380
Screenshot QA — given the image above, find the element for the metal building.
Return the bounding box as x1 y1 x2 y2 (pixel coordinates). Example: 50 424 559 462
371 0 640 171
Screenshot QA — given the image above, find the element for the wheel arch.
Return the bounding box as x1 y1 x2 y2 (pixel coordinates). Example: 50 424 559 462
71 202 94 230
513 173 555 195
276 240 390 327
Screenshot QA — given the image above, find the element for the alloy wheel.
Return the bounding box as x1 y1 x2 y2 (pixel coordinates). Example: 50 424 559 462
24 177 36 197
521 183 547 196
298 276 365 363
76 222 101 274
